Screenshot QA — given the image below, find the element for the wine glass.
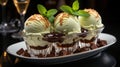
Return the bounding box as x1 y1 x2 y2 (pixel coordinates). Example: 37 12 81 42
0 0 18 35
12 0 30 39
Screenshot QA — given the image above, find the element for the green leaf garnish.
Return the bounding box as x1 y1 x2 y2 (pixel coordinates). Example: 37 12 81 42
37 4 58 23
60 0 90 17
48 16 54 24
72 10 90 17
47 9 58 17
60 5 73 14
37 4 47 16
77 10 90 17
72 0 79 11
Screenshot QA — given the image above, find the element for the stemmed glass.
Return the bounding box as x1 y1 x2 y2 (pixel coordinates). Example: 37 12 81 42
0 0 17 35
12 0 30 39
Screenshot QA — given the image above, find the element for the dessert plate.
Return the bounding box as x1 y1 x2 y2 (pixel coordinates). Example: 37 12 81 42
6 33 116 65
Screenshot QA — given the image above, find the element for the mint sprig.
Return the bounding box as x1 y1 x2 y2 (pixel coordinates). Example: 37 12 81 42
60 0 90 17
37 4 58 23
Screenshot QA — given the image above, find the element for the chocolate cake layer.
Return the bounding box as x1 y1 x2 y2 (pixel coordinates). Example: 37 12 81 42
30 45 48 50
57 43 75 47
43 32 65 42
80 37 96 43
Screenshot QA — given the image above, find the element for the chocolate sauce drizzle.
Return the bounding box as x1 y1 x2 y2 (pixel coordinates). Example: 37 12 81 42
42 28 88 43
42 32 65 43
30 45 48 50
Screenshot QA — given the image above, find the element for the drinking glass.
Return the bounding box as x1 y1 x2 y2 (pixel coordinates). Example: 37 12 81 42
0 0 17 35
12 0 30 39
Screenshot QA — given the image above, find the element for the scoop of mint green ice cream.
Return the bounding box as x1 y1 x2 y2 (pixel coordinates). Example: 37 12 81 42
54 12 81 34
23 14 51 47
78 9 104 30
78 9 104 40
24 14 51 34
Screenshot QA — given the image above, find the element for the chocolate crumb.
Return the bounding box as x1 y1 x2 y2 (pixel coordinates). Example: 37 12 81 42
23 50 31 57
98 40 107 47
36 54 44 58
47 53 55 57
97 39 101 44
47 47 55 57
90 42 98 49
100 40 107 46
80 47 90 52
16 48 25 55
58 50 69 56
74 47 81 53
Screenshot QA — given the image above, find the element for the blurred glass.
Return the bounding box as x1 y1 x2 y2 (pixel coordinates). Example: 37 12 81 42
12 0 30 39
0 0 17 35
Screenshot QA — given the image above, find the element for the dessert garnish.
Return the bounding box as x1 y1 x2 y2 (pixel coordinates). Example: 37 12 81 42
37 4 58 24
60 0 90 17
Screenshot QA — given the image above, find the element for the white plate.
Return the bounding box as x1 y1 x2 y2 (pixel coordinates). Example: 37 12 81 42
6 33 116 65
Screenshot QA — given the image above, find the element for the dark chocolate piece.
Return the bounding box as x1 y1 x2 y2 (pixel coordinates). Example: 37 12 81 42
23 50 31 57
58 50 69 56
97 39 107 47
80 47 90 52
90 42 98 49
36 54 44 58
16 48 25 55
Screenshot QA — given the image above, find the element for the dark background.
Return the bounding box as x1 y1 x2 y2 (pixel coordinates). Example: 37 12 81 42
0 0 120 67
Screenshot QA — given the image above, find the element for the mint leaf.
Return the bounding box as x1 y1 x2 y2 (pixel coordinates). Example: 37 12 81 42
37 4 47 15
72 11 80 16
77 10 90 17
47 9 58 17
47 9 57 23
48 16 54 24
72 0 79 11
60 5 73 14
37 4 58 24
